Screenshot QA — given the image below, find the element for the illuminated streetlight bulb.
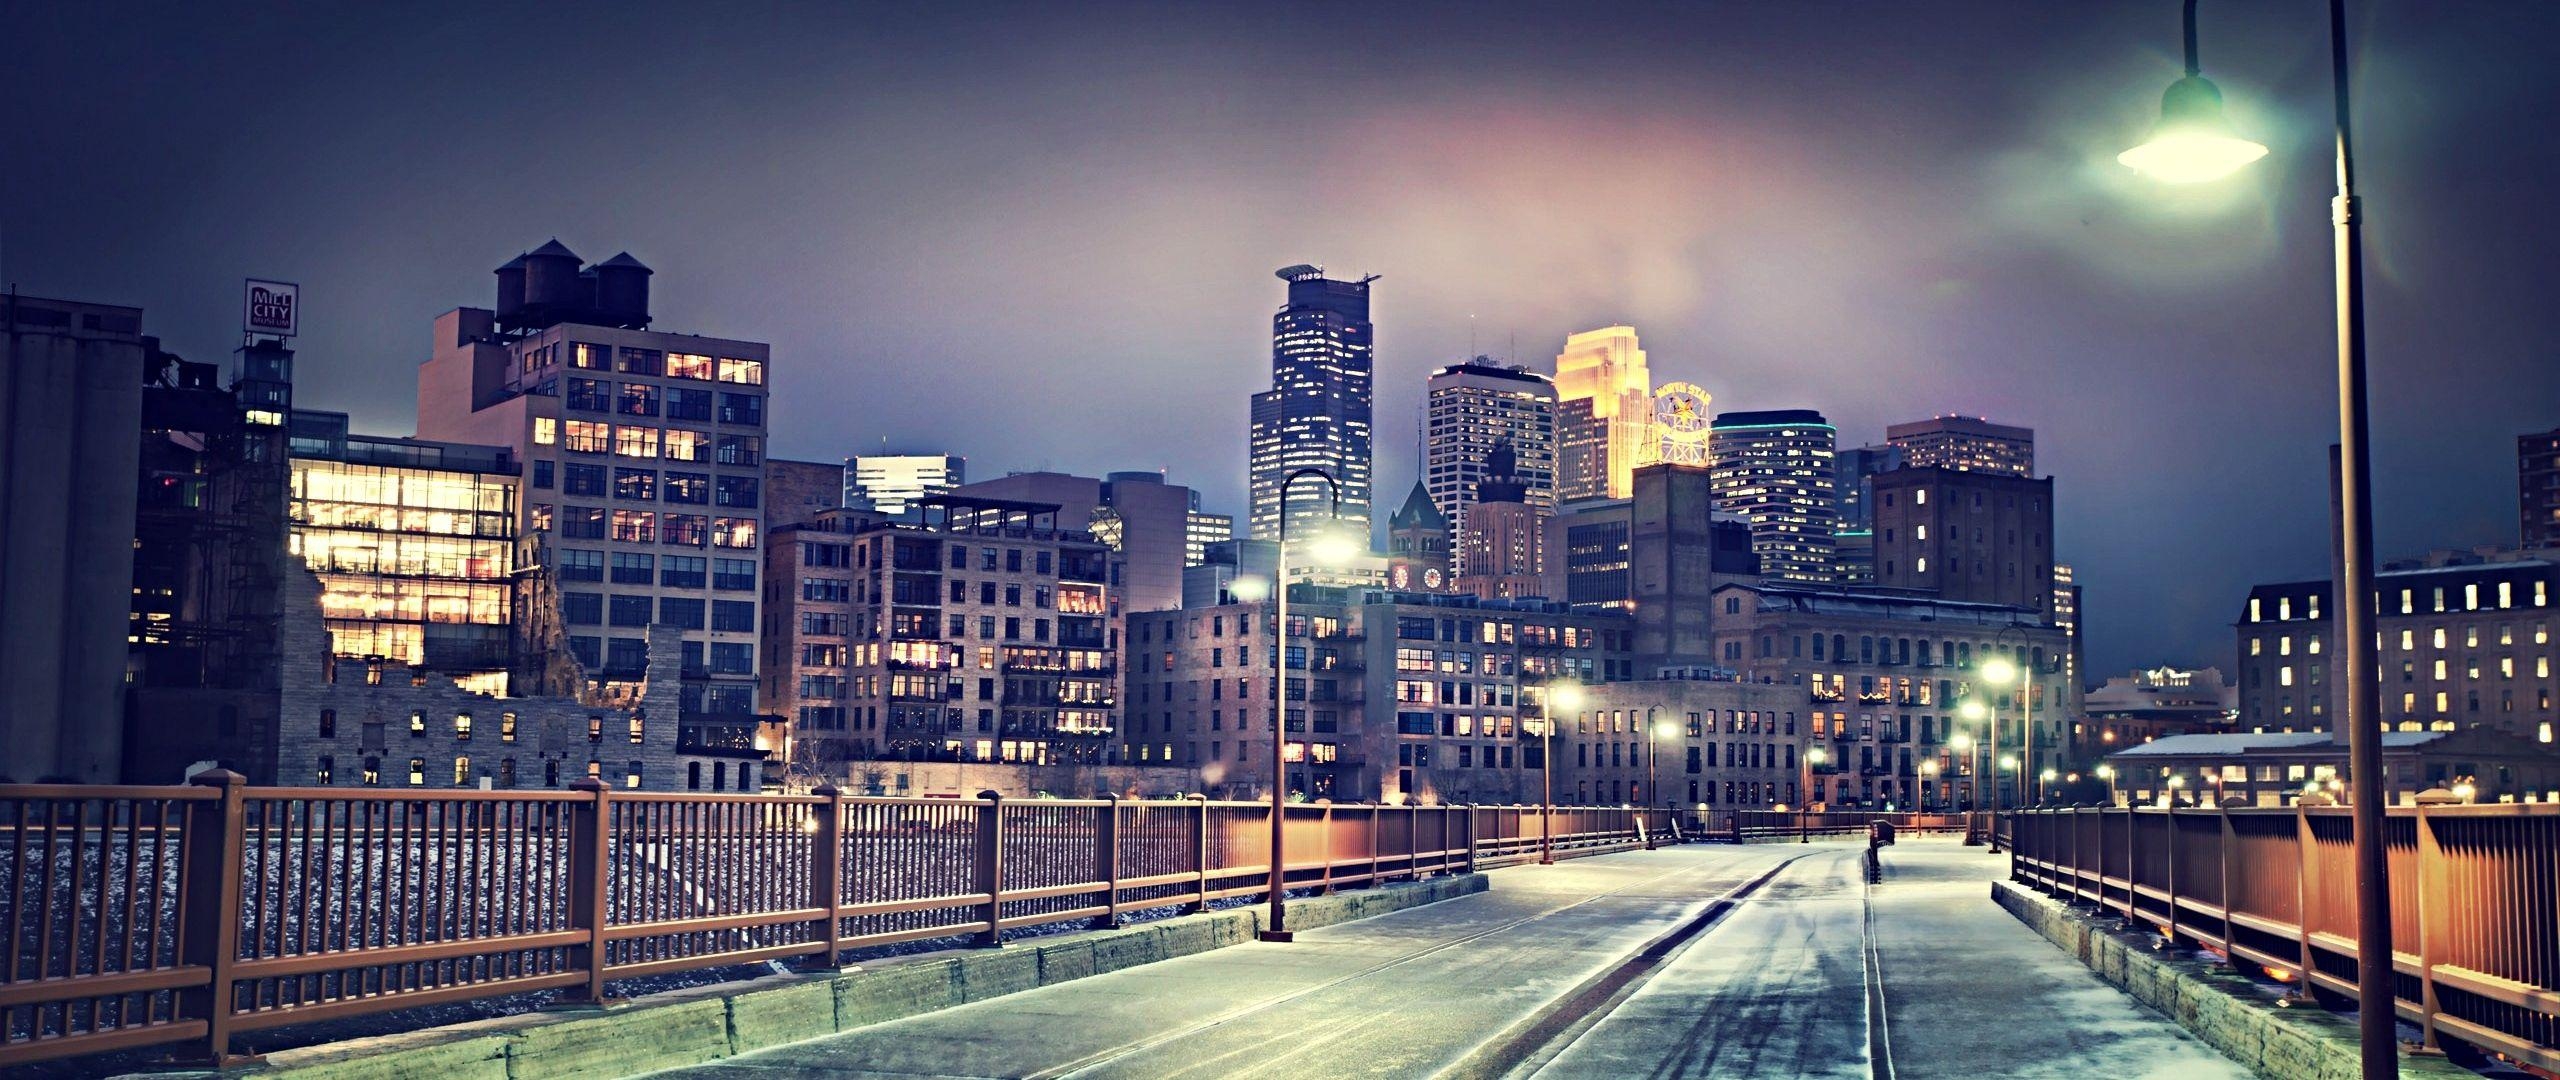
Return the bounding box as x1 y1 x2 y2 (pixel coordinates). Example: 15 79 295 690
1228 575 1272 603
1959 700 1988 722
1307 529 1361 568
2095 764 2115 779
1949 731 1973 752
2040 768 2059 783
1548 683 1585 714
1999 754 2020 771
2120 76 2268 184
1806 746 1829 766
1981 657 2020 687
1657 721 1682 739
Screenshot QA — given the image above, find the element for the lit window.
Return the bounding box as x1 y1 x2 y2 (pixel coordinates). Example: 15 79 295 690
453 756 471 785
534 417 558 446
1916 557 1928 574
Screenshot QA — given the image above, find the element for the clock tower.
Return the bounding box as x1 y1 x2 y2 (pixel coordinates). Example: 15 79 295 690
1386 479 1452 592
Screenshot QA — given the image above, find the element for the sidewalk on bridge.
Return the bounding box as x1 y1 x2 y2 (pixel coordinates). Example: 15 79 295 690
642 845 1797 1080
1869 838 2252 1080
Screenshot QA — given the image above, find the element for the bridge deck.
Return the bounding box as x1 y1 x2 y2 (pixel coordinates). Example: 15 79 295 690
646 839 2245 1080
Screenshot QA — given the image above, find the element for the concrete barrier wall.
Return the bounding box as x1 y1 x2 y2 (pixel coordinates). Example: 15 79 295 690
1992 880 2473 1080
145 874 1488 1080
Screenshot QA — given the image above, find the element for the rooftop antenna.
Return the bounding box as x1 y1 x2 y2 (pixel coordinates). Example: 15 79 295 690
1468 314 1477 358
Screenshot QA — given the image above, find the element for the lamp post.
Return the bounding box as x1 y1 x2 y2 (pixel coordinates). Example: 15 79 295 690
1258 467 1352 944
1540 682 1584 865
1919 758 1940 813
2113 3 2391 1073
2040 768 2060 807
1956 702 1988 845
1801 745 1828 842
2096 763 2118 807
2166 773 2188 808
1644 705 1675 844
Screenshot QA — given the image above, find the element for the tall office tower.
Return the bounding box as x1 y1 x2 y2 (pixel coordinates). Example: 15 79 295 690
1185 504 1233 567
953 469 1200 615
416 241 771 747
1 295 149 783
1552 327 1654 502
2523 426 2560 549
1885 416 2034 477
1866 466 2056 615
2053 562 2082 701
1248 265 1376 544
845 453 964 522
1425 359 1555 549
1708 410 1839 583
1456 441 1547 601
1832 443 1904 584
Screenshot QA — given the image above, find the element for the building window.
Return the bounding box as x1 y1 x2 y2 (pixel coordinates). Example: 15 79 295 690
315 755 334 784
453 756 472 785
362 756 381 785
615 426 660 459
712 517 758 549
615 468 657 501
617 382 660 417
629 716 646 744
563 420 610 453
626 762 644 789
666 389 713 421
455 713 473 740
408 757 427 786
717 357 765 385
610 594 653 626
318 709 336 738
712 600 755 632
502 711 518 743
533 417 558 446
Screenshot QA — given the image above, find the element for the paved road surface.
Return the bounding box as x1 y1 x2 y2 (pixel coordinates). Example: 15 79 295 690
645 838 2245 1080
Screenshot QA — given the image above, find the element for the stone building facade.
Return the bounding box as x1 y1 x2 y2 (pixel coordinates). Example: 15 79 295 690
275 568 758 792
1558 677 1815 810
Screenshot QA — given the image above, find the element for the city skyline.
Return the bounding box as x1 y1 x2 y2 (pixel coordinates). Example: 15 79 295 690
9 1 2560 682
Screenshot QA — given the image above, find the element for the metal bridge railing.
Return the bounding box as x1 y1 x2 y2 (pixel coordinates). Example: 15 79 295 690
0 774 1671 1068
2005 804 2560 1075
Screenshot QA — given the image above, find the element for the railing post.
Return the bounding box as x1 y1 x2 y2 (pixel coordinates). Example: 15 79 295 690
2295 796 2323 993
2164 809 2182 946
804 786 845 970
1464 805 1480 870
176 769 247 1065
566 776 612 1004
1096 794 1124 929
973 790 1005 948
2218 804 2239 968
1186 794 1210 914
2412 793 2455 1051
1311 801 1332 895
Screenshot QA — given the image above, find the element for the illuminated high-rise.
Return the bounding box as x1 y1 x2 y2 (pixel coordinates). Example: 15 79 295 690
1885 416 2033 477
845 453 965 522
1425 358 1554 549
1248 265 1375 543
1553 327 1653 502
1708 409 1838 583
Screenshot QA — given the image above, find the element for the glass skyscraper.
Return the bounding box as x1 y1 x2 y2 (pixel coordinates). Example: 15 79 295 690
1709 409 1839 583
1248 265 1375 543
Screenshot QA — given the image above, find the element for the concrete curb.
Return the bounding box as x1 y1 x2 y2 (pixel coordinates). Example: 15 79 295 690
1992 879 2475 1080
129 873 1488 1080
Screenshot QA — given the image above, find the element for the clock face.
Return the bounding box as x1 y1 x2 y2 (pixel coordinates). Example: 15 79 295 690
1422 567 1444 589
1391 564 1411 590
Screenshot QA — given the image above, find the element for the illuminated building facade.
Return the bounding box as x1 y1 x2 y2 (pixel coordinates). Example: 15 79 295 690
416 241 771 745
1867 466 2055 615
1884 415 2034 477
1832 443 1903 584
1553 327 1653 503
1456 442 1547 601
1248 265 1375 543
1708 410 1837 584
1186 507 1233 568
761 497 1118 780
1425 359 1554 548
846 453 965 522
1125 588 1632 803
2234 548 2559 745
1712 581 2071 810
286 411 517 694
2525 426 2560 550
1557 678 1813 810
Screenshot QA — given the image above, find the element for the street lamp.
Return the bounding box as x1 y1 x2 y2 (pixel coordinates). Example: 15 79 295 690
2166 774 2188 808
1540 682 1584 864
2039 768 2060 806
2115 3 2394 1073
1259 467 1353 944
2096 763 2118 807
1919 758 1940 813
1801 745 1829 843
1646 709 1681 847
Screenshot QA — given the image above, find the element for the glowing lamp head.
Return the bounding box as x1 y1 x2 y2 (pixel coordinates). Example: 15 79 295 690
2096 764 2115 779
1228 574 1273 603
1547 683 1585 714
1959 700 1988 721
1949 731 1973 751
2000 754 2020 771
1980 657 2020 686
1656 721 1681 739
1807 746 1828 766
1305 529 1361 568
2119 75 2268 183
2041 768 2059 782
2167 775 2188 789
1920 760 1939 776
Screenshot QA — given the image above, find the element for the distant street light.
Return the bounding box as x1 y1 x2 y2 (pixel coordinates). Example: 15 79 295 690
1540 682 1584 865
1801 745 1829 843
2111 1 2393 1072
1260 467 1352 944
2096 762 2118 806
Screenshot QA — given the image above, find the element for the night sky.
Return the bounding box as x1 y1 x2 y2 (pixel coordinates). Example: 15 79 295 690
8 1 2556 684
